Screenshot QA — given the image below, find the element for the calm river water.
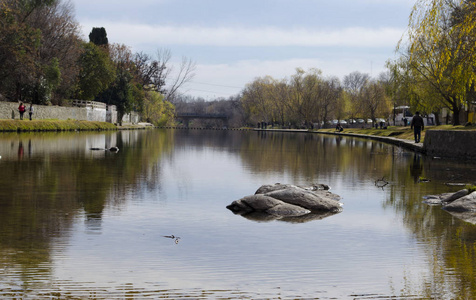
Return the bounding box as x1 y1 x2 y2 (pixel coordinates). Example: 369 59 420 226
0 129 475 299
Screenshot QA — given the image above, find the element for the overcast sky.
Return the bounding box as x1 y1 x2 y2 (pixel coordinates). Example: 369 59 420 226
71 0 415 99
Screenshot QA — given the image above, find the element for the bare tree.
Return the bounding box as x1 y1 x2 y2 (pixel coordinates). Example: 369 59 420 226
164 55 196 102
132 48 195 102
318 76 342 127
343 71 370 94
343 71 370 120
361 79 391 123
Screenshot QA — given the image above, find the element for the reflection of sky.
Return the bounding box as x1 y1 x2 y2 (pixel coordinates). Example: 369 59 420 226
50 136 430 298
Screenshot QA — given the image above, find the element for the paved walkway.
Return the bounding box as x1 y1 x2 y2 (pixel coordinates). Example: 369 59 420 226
319 131 424 153
254 128 425 153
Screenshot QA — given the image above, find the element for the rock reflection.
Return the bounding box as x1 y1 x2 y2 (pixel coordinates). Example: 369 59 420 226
85 213 103 232
445 211 476 225
234 210 340 223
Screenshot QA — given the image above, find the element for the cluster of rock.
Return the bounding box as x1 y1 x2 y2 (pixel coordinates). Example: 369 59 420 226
226 183 343 223
423 189 476 224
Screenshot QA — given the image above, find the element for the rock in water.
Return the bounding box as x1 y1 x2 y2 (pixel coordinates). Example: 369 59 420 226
443 191 476 212
226 194 310 216
227 183 343 222
254 183 330 195
423 189 469 205
264 186 342 212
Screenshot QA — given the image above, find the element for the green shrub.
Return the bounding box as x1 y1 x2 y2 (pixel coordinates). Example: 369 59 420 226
465 184 476 193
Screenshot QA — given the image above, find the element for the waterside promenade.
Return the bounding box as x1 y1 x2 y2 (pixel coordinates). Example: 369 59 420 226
255 128 476 160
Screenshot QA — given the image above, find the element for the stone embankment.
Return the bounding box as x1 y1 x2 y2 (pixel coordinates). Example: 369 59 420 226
255 128 476 160
0 101 139 124
335 129 476 160
423 130 476 159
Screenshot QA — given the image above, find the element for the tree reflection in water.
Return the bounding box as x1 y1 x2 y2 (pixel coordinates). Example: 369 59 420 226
0 129 475 299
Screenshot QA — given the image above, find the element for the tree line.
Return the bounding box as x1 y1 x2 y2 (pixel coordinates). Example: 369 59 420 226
239 69 392 128
173 68 392 129
388 0 476 126
2 0 475 128
178 0 476 128
0 0 194 125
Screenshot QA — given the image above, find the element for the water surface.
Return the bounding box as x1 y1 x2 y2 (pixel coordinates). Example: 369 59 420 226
0 129 475 299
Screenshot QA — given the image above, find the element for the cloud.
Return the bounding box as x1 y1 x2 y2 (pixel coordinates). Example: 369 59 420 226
77 20 402 99
184 57 390 98
80 21 404 48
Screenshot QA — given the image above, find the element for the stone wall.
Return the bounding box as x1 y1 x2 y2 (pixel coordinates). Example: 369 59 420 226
0 101 139 124
424 130 476 159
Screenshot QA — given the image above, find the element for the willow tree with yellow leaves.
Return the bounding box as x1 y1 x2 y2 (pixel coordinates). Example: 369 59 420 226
399 0 476 125
241 76 275 125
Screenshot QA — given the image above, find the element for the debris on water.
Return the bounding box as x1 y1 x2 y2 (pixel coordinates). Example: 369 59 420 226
163 235 181 244
90 147 120 152
375 177 389 189
418 177 430 183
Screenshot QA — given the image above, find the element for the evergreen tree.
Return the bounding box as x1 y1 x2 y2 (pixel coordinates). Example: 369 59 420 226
89 27 108 46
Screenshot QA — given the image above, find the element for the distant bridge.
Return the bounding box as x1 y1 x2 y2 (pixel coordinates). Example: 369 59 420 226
175 113 229 128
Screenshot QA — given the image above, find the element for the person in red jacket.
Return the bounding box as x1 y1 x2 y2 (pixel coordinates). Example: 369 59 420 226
410 111 424 143
18 102 26 120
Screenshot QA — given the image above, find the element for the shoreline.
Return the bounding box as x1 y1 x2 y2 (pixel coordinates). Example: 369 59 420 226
254 128 424 153
0 119 156 132
2 120 473 159
254 127 476 160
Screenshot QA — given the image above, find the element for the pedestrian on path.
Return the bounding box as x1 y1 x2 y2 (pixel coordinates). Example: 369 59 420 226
410 111 424 143
18 102 26 120
29 103 34 120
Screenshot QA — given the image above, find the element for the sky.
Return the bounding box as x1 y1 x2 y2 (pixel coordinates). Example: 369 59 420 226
70 0 416 100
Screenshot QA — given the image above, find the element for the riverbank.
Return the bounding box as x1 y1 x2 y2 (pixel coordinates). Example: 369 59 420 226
255 126 424 153
0 119 117 132
2 121 474 159
256 125 476 159
0 119 159 132
315 126 425 152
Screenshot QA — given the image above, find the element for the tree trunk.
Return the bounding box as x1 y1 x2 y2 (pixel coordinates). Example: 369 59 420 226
452 101 460 126
433 112 440 126
117 111 124 126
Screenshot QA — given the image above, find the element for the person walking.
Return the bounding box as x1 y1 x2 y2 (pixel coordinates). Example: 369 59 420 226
29 103 34 120
410 111 424 143
18 102 26 120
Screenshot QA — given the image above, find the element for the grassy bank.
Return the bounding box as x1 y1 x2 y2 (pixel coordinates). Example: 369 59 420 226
315 125 475 143
0 119 117 132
